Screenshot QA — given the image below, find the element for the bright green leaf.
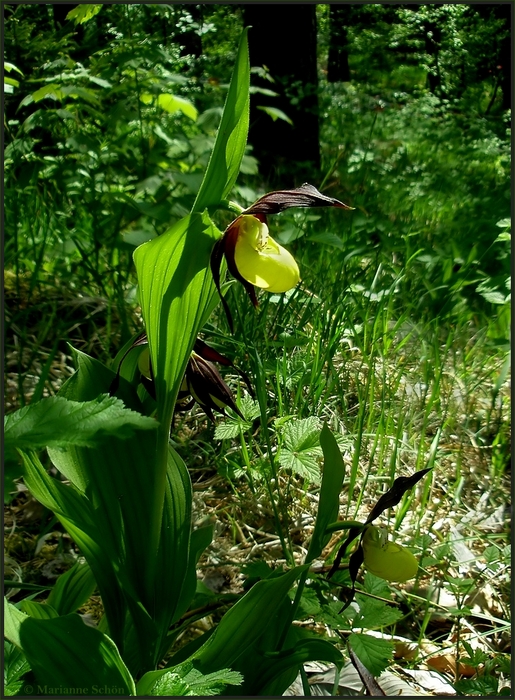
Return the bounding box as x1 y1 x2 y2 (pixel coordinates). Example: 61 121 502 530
348 632 394 677
190 566 309 673
32 84 65 102
133 212 220 425
157 94 198 121
256 105 293 125
4 600 136 695
4 641 31 696
305 424 346 564
4 394 157 459
352 595 403 629
192 28 250 212
20 600 59 620
66 4 103 24
47 560 97 615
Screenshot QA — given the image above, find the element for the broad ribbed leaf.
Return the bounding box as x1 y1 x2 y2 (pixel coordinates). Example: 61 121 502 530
19 450 127 650
4 394 156 459
191 28 249 212
191 566 308 673
133 212 220 426
47 560 97 615
20 600 58 620
259 639 344 696
305 424 346 564
5 600 136 696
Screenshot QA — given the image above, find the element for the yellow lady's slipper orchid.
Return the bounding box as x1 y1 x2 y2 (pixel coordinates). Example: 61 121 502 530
211 183 352 331
362 525 418 583
233 215 300 293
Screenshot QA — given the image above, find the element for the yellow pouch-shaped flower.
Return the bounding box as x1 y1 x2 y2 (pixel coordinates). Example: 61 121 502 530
233 215 300 293
362 525 418 582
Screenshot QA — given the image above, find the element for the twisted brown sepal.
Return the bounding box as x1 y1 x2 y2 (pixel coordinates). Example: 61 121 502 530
186 352 245 422
194 339 254 398
365 467 433 524
244 183 353 216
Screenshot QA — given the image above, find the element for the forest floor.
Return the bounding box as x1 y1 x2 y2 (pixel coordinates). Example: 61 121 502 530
4 278 511 696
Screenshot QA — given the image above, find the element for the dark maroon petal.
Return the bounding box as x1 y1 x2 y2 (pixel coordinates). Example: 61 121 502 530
210 236 236 333
187 354 245 420
195 338 255 398
223 218 259 308
194 338 233 366
244 183 353 216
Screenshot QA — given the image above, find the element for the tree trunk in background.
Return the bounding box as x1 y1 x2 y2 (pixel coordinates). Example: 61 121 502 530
473 4 511 111
422 18 443 96
327 4 351 82
242 4 319 187
178 4 203 60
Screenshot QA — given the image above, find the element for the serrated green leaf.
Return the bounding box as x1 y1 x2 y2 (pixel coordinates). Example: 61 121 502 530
362 572 392 598
214 421 244 440
353 595 403 629
192 28 249 212
296 587 322 618
317 602 353 631
4 641 31 696
282 417 322 452
4 394 157 458
348 632 394 677
278 449 321 483
150 665 243 696
278 417 323 482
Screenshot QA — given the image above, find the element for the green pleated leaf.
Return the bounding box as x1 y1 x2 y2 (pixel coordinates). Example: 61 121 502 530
305 423 346 564
259 638 343 696
4 600 136 696
19 450 127 650
190 566 308 673
192 28 249 213
133 212 220 425
4 394 156 459
19 600 58 620
153 447 192 644
47 560 97 616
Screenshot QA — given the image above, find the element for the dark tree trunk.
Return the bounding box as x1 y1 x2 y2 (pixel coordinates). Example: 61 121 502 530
423 20 443 96
473 4 512 111
327 4 351 83
178 4 203 60
242 4 320 187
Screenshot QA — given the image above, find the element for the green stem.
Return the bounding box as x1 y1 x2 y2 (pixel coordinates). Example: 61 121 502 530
277 568 309 650
145 417 172 609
